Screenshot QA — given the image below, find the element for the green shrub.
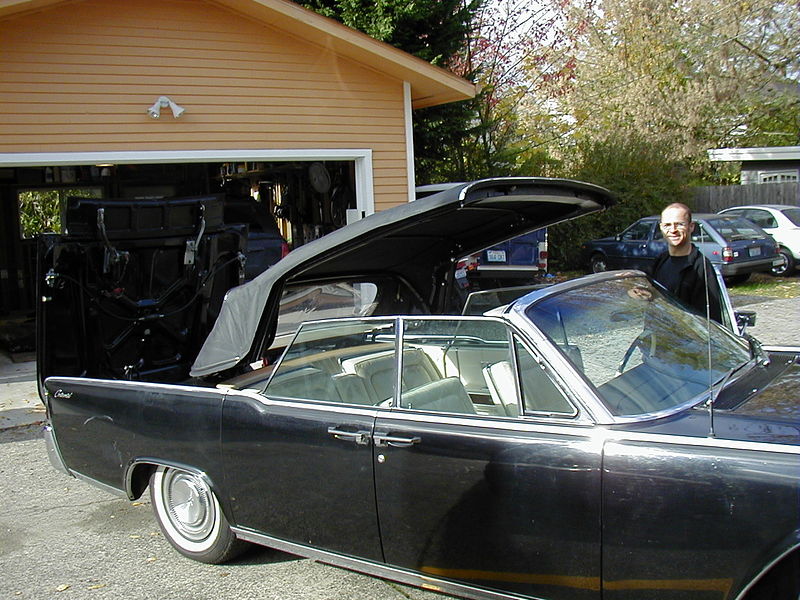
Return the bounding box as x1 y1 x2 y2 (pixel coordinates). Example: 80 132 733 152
550 135 691 271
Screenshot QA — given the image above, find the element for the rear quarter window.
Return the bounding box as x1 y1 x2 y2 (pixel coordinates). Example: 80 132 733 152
705 218 763 242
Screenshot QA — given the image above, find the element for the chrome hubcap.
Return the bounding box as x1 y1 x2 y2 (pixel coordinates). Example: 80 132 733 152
163 471 215 542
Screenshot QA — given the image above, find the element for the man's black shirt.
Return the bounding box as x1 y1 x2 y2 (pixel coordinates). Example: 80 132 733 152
651 246 723 323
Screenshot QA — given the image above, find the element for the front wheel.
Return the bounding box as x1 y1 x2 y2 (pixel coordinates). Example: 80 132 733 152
149 466 247 564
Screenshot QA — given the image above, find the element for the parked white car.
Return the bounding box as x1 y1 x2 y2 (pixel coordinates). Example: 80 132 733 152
719 204 800 275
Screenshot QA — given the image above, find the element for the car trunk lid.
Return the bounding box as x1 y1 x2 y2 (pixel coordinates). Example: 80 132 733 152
191 178 614 378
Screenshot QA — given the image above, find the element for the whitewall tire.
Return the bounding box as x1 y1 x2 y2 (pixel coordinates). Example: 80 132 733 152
149 466 246 564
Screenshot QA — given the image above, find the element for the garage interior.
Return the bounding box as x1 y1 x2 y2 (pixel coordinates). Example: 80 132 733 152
0 159 358 357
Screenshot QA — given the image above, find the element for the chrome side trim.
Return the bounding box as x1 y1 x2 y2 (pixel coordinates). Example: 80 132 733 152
233 387 594 436
234 390 800 453
43 423 72 477
230 527 524 600
763 345 800 354
43 375 225 397
601 428 800 455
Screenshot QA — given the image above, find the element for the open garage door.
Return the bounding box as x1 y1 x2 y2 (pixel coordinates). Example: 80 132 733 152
0 150 374 355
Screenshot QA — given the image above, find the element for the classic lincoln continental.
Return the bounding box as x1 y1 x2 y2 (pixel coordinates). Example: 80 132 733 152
40 179 799 600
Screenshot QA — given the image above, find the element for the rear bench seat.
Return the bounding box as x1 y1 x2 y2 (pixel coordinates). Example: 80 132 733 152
341 348 441 404
401 377 476 414
266 366 340 401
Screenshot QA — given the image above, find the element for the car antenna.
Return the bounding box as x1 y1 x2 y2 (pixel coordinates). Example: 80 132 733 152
699 225 717 438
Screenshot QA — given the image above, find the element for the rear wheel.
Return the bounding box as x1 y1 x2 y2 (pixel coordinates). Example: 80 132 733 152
149 466 247 564
770 248 794 276
590 253 608 273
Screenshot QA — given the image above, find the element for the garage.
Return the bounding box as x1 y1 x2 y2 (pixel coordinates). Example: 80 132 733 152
0 0 475 353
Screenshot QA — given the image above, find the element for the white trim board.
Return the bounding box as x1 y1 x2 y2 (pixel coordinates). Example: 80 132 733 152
403 81 416 203
708 146 800 162
0 148 375 217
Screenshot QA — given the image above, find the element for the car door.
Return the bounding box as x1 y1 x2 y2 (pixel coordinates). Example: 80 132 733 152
608 219 664 272
373 317 602 600
220 318 396 562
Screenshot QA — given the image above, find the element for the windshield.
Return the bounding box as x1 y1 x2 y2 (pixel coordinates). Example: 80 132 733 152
525 275 750 417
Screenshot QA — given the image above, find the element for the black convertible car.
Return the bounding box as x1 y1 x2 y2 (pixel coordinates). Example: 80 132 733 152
40 179 799 600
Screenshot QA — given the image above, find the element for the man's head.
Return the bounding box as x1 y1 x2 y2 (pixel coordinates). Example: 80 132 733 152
660 203 694 256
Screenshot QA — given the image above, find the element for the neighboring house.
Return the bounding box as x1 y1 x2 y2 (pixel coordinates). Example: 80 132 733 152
707 146 800 184
0 0 475 317
696 146 800 213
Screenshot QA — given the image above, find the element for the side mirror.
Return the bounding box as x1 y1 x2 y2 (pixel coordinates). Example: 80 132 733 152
735 310 757 334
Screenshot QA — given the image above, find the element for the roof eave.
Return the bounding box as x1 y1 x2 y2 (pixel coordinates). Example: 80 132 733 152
211 0 476 108
708 146 800 162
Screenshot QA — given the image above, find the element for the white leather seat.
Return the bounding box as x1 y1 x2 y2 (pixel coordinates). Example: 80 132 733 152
482 361 520 417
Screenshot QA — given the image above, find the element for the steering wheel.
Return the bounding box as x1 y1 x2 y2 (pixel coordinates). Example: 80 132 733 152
617 330 655 375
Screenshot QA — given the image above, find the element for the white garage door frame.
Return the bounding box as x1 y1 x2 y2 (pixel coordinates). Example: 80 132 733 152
0 148 375 218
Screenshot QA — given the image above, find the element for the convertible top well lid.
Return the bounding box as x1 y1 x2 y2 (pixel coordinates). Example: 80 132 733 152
190 178 614 377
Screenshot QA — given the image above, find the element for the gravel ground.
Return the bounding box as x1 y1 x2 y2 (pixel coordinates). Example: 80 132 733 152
731 295 799 347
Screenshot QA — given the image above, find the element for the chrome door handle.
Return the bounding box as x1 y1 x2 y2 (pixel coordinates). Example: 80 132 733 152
373 432 421 448
327 427 371 446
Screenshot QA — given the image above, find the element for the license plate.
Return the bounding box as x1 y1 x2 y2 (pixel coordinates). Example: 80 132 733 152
486 250 507 263
748 247 761 257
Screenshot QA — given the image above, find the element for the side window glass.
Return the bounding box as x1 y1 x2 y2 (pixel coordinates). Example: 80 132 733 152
263 319 396 405
514 339 577 417
400 318 518 416
621 221 651 242
691 223 710 243
751 210 777 228
275 282 380 342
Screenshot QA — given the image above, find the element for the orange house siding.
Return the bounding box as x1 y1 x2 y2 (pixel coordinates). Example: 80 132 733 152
0 0 410 209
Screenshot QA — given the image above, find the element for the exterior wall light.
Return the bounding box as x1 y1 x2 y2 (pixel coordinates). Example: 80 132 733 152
147 96 185 119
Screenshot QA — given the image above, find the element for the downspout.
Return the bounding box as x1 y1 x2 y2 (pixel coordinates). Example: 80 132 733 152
403 81 416 202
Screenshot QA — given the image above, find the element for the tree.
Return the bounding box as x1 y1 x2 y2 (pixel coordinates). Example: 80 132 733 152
519 0 800 170
294 0 483 183
441 0 566 180
548 134 691 270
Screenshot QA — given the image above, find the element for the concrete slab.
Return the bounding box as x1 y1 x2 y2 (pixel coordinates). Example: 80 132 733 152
0 354 42 430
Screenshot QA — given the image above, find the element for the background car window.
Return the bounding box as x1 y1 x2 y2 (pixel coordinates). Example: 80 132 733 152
782 208 800 226
747 210 777 229
705 217 762 242
400 318 518 417
691 222 714 243
514 339 576 416
621 221 653 241
263 319 396 404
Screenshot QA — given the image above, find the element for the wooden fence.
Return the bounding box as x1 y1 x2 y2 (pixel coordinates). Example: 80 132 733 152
693 182 799 213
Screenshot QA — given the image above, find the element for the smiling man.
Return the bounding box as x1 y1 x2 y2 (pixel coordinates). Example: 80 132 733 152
652 202 723 323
